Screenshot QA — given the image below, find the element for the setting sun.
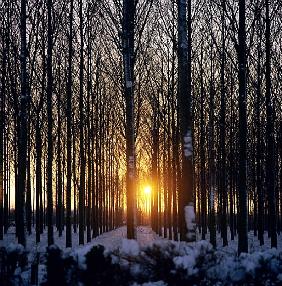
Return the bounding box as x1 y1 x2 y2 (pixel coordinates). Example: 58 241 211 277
144 185 152 195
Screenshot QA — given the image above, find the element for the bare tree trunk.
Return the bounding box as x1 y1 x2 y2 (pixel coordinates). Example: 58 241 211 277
18 0 29 247
265 0 277 248
208 42 216 248
0 18 6 240
199 46 206 240
229 67 235 241
238 0 248 254
123 0 136 239
219 0 227 246
46 0 54 246
177 0 195 242
57 61 63 237
151 96 159 233
78 0 85 245
66 0 74 248
26 123 31 235
86 6 91 242
35 117 42 243
73 126 77 234
256 16 264 245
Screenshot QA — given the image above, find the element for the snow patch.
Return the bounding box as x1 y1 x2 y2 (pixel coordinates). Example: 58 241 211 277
131 281 167 286
277 273 282 281
183 130 193 157
6 243 24 254
126 80 133 88
185 204 196 241
121 239 140 256
174 255 196 275
174 240 213 276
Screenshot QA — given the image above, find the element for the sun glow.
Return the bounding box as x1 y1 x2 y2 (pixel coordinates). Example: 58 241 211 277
144 185 152 195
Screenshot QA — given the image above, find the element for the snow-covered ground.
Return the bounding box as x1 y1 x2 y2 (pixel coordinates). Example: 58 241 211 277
0 225 161 255
198 229 282 254
2 226 282 285
0 225 163 285
2 224 282 256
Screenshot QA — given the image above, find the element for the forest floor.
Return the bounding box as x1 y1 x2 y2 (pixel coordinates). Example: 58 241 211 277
0 225 160 254
0 225 162 284
2 226 282 285
1 225 282 258
0 223 282 253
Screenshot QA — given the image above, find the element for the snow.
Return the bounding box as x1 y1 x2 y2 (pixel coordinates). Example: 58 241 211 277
174 255 196 275
126 80 133 88
2 224 282 285
1 225 282 259
0 225 159 256
131 281 167 286
184 130 193 157
121 239 140 256
184 204 196 240
0 225 161 285
205 247 282 283
74 225 159 259
6 242 25 254
173 240 213 276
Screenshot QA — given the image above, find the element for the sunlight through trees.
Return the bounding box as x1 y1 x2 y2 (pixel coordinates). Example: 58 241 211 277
0 0 281 256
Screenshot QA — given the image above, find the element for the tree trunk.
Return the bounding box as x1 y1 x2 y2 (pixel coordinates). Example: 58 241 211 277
199 46 206 240
265 0 277 248
123 0 136 239
66 0 74 248
238 0 248 254
177 0 195 242
256 16 264 245
208 43 216 248
78 0 85 246
219 0 227 246
26 124 31 235
56 61 63 237
18 0 29 247
0 22 6 240
46 0 54 246
35 118 42 243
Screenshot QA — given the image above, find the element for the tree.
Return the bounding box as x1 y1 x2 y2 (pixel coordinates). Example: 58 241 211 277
255 9 264 245
238 0 248 254
265 0 277 248
122 0 137 239
47 0 54 246
66 0 74 248
79 0 85 246
17 0 29 247
177 0 195 242
219 0 227 246
0 6 7 239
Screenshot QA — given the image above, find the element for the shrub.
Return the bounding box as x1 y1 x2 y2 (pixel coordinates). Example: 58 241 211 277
82 244 130 286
